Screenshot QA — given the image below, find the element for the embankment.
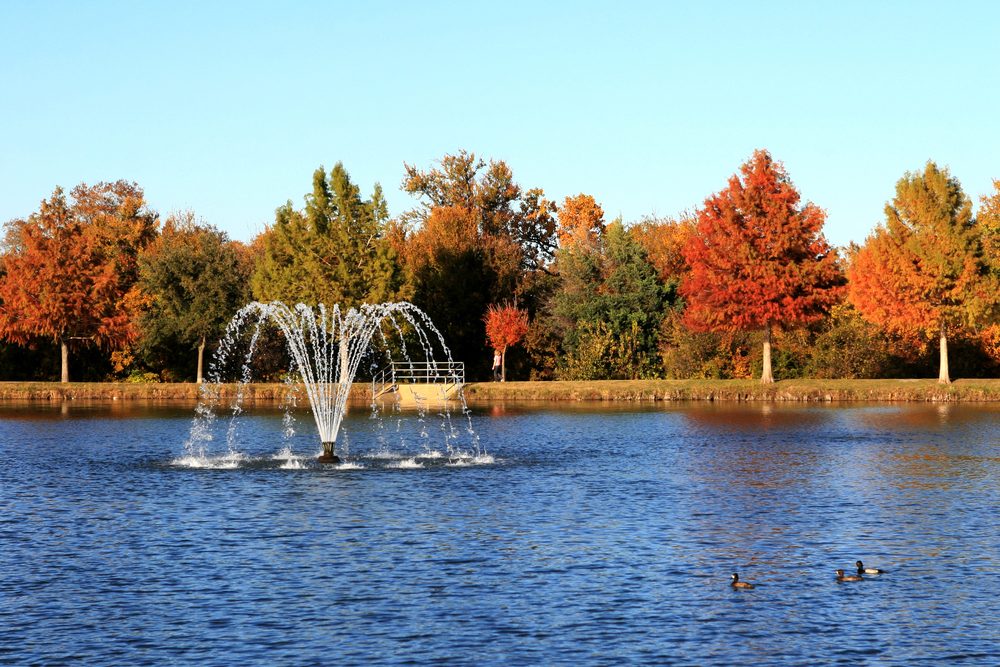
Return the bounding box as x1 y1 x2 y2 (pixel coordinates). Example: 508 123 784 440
462 379 1000 402
1 378 998 403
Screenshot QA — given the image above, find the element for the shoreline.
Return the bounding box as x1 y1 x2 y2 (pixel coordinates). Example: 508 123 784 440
1 378 998 403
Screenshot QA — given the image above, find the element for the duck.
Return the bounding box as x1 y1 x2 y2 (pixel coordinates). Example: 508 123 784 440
731 573 755 589
856 560 885 575
836 569 863 582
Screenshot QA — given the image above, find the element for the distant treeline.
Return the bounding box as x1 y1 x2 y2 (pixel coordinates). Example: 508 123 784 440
1 149 997 384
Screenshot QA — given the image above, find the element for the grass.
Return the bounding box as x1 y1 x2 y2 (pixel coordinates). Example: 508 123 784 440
462 378 1000 402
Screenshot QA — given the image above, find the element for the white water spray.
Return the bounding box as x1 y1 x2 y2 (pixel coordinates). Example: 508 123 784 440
185 301 481 465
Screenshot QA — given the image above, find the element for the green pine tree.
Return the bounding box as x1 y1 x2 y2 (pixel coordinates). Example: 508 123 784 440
547 219 671 379
251 163 404 309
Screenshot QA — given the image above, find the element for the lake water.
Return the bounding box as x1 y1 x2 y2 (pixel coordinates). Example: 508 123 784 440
1 401 998 665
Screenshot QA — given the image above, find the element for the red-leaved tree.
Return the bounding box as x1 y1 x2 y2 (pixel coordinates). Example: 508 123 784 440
0 182 157 382
484 303 529 381
681 150 844 383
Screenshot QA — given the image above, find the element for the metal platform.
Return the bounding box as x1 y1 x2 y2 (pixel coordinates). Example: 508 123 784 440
371 361 465 408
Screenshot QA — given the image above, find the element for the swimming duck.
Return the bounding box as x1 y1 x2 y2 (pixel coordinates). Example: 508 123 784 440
731 573 755 589
856 560 884 575
836 569 863 582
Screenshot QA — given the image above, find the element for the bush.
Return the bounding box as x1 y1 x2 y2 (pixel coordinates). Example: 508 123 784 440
126 371 160 384
659 312 754 379
804 304 894 378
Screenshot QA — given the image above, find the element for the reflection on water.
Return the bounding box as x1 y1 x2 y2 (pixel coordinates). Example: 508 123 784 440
0 399 203 420
1 401 998 665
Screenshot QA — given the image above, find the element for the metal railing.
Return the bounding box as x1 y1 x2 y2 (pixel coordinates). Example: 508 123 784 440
372 360 465 399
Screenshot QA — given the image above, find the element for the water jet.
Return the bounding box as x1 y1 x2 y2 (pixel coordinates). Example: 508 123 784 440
185 301 479 465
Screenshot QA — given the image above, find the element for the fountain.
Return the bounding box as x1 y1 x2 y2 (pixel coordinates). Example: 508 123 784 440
186 301 477 465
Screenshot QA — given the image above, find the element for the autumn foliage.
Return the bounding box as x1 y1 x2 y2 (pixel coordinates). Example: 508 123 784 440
0 182 157 382
398 152 563 377
631 215 695 284
484 303 530 381
557 194 605 250
1 149 998 383
402 150 558 273
681 150 844 383
977 180 1000 310
848 162 996 383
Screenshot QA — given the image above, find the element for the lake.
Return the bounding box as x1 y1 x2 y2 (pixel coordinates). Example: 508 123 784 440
1 401 998 665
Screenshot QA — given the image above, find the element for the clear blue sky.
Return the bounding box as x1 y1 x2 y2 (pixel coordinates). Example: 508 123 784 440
2 1 998 247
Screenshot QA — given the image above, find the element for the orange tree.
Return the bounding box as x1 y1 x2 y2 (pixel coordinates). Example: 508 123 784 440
483 303 529 381
402 149 558 275
631 214 695 286
401 205 499 376
400 151 558 378
556 194 605 250
848 162 997 383
0 182 157 382
980 180 1000 270
681 150 844 383
978 181 1000 365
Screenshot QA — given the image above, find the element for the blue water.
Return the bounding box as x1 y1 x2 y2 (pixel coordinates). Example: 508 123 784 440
1 401 998 665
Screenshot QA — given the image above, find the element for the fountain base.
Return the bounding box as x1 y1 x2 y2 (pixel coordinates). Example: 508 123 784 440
318 442 340 464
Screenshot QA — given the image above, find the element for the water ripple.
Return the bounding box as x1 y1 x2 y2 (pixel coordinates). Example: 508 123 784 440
1 402 998 665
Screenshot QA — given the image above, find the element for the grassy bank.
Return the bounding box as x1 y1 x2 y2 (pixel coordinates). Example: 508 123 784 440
1 378 999 403
0 382 367 403
462 379 1000 402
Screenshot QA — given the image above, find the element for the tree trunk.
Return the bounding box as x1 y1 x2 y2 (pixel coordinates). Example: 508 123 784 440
760 324 774 384
196 336 206 384
60 339 70 383
938 321 951 384
501 346 507 383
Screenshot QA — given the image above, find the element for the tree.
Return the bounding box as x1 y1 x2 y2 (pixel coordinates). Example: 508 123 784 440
251 163 405 385
977 181 1000 365
399 151 557 377
252 163 404 309
0 182 157 382
516 188 560 274
598 221 672 377
556 194 605 250
544 201 605 378
136 212 250 382
979 180 1000 272
631 214 695 284
484 303 529 381
848 162 996 383
402 205 496 377
73 181 158 291
402 149 559 275
543 212 670 380
681 150 844 384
